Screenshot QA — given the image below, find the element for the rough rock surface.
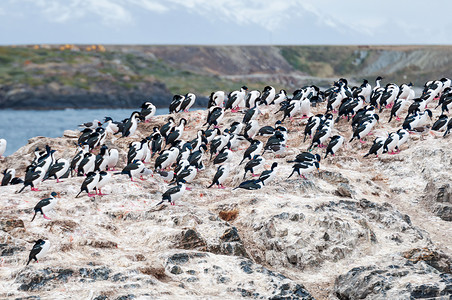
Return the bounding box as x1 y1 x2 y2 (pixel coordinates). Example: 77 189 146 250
0 100 451 298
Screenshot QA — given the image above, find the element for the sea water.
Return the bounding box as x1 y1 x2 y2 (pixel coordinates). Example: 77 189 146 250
0 108 170 156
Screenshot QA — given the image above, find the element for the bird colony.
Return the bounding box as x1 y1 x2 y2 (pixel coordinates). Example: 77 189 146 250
1 77 452 299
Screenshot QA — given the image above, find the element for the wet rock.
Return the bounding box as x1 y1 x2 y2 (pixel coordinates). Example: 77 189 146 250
16 268 74 291
170 266 183 275
0 243 25 256
83 239 118 249
334 257 452 299
0 218 24 232
168 253 190 265
220 227 241 242
79 266 111 281
335 183 354 198
422 181 452 221
176 229 207 249
402 248 452 274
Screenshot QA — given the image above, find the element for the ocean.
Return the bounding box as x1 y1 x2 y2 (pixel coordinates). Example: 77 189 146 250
0 108 171 156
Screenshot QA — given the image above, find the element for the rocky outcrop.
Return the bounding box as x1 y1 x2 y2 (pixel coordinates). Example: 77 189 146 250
423 181 452 221
334 252 452 299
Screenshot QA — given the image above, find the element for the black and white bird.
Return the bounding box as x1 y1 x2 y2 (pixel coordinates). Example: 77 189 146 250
349 114 379 143
156 170 175 182
26 239 50 265
95 171 112 196
233 179 263 190
208 91 226 108
70 143 89 175
86 127 106 151
166 118 187 147
2 168 15 186
213 148 232 165
261 86 276 105
160 117 176 138
239 139 263 165
397 129 409 150
180 93 196 112
204 106 225 129
402 110 432 131
106 148 119 171
243 155 265 178
118 160 146 181
172 165 197 186
388 98 411 123
242 100 262 124
244 120 259 140
324 135 344 158
258 120 282 137
288 152 321 164
78 119 102 130
431 115 449 133
303 114 323 142
18 166 45 193
258 162 278 186
379 83 399 110
225 86 248 112
210 131 230 158
104 117 122 134
0 138 7 158
169 94 185 114
383 132 400 154
127 139 148 164
76 171 100 198
188 144 207 170
140 102 156 123
287 161 320 179
156 183 187 206
273 89 288 105
363 137 385 158
245 90 261 108
78 128 94 146
262 131 286 156
46 158 70 182
31 192 59 221
155 148 179 170
226 122 242 137
77 152 96 176
122 111 143 137
207 164 230 189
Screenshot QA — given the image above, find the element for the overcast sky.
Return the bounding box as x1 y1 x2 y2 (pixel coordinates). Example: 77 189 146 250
1 0 452 45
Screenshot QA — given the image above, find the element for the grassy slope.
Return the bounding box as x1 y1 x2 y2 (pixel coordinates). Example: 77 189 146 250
1 45 451 97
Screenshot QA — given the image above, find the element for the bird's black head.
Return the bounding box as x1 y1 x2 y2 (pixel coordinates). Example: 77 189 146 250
426 109 433 119
241 86 248 91
376 76 383 81
315 154 321 162
50 192 58 198
363 79 368 84
104 117 113 122
200 144 208 152
99 171 108 176
271 162 278 169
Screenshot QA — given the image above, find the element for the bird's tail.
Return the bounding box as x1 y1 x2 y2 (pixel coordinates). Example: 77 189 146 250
324 152 329 159
239 157 245 165
26 258 32 266
31 212 37 222
287 169 296 179
232 186 239 191
207 182 214 189
17 184 26 194
155 200 164 206
75 190 82 198
388 114 393 123
349 136 355 143
363 152 370 158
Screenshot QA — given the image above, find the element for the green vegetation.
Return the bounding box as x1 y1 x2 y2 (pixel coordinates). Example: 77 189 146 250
279 46 367 77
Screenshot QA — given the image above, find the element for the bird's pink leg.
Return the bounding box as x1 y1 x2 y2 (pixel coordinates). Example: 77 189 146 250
186 187 192 191
87 192 96 197
43 214 51 220
359 139 366 144
396 117 401 121
218 184 226 189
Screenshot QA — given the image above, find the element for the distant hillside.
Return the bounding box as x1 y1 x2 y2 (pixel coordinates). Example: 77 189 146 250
0 45 451 109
